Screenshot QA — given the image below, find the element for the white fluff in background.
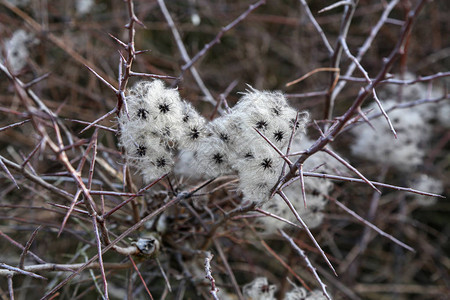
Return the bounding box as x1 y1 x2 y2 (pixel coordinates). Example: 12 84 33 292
4 30 33 74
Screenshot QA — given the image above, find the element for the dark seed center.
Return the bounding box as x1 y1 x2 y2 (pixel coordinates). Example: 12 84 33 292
156 157 166 168
158 103 170 114
273 130 284 142
137 108 148 119
213 153 224 164
190 127 200 140
261 158 272 170
136 145 147 156
256 120 268 130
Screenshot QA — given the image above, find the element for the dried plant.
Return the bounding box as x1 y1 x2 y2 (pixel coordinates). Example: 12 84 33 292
0 0 448 300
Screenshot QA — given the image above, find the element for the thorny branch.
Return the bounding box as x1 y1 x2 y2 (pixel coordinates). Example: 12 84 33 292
278 0 430 189
157 0 216 106
204 252 220 300
0 0 448 299
280 229 332 300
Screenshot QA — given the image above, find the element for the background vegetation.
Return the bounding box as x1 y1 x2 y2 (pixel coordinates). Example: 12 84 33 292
0 0 448 299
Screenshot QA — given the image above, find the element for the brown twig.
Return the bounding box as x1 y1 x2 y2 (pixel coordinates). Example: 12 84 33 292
129 255 154 300
330 0 400 111
278 0 430 192
204 252 220 300
328 196 415 252
157 0 216 106
18 226 41 269
324 0 357 121
280 229 332 300
321 147 380 193
278 190 337 276
41 179 213 299
181 0 266 72
0 263 47 280
299 0 334 55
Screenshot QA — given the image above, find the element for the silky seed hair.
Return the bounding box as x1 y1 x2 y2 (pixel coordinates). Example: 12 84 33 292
119 80 186 182
257 136 347 234
119 81 311 204
179 101 207 149
193 134 234 177
243 277 277 300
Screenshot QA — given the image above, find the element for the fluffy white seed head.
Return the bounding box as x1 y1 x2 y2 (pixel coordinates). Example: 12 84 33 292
4 29 33 73
258 180 330 234
178 101 208 149
208 114 244 151
409 175 443 206
234 87 288 111
234 142 283 205
119 80 189 181
284 287 329 300
284 287 307 300
351 100 431 172
124 80 184 127
256 136 345 233
120 128 174 180
119 81 313 203
76 0 94 15
173 150 203 180
192 135 234 177
233 88 309 150
243 277 277 300
304 290 329 300
437 103 450 128
381 73 444 121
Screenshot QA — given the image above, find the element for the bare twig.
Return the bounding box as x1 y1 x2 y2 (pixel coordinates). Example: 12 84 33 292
214 239 244 300
103 173 168 218
254 128 293 166
324 0 357 120
329 196 415 252
285 90 328 99
129 256 154 300
246 222 311 290
0 156 19 188
283 171 445 198
0 230 46 264
18 226 41 269
91 215 109 299
41 180 211 299
0 262 131 277
298 0 334 55
7 275 14 300
278 190 337 276
255 208 303 229
0 263 47 280
286 67 339 87
157 0 216 106
278 0 430 191
0 119 30 133
156 258 172 293
79 108 118 134
204 252 220 300
280 229 332 300
319 0 352 13
330 0 400 111
182 0 265 72
298 163 308 208
321 147 380 193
